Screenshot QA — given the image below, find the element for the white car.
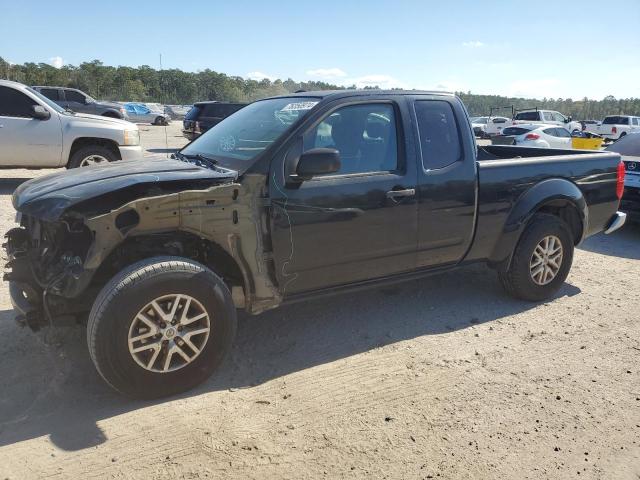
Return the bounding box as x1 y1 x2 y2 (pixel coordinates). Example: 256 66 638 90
470 116 489 137
598 115 640 141
483 116 511 137
491 124 573 149
511 109 581 134
0 80 143 168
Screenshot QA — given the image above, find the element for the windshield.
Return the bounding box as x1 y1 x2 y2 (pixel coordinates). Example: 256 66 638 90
181 97 319 169
26 87 66 114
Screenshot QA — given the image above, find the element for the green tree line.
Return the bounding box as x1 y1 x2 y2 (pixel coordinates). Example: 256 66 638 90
2 57 639 119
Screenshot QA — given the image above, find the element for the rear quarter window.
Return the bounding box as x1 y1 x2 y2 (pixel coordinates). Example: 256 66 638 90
414 100 462 170
515 111 540 121
603 116 629 125
502 127 532 136
184 105 202 120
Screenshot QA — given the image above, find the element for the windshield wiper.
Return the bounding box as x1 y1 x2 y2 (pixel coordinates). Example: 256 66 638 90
174 151 220 169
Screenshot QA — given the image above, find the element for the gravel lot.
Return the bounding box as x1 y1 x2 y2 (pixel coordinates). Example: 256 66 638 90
0 123 639 479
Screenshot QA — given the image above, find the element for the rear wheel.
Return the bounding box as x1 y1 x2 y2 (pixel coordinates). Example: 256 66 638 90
498 213 574 301
154 116 166 126
87 257 237 398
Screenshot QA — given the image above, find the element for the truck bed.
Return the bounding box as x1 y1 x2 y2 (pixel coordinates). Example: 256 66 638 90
466 145 621 264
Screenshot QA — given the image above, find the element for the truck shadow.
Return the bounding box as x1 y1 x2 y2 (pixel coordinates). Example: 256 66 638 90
578 223 640 260
0 264 580 451
0 178 30 195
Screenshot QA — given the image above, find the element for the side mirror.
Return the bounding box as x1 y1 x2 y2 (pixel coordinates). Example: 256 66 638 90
566 116 572 123
295 148 341 180
31 105 50 120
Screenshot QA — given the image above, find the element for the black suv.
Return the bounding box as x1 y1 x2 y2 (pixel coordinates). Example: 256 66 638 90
32 86 127 119
182 101 247 140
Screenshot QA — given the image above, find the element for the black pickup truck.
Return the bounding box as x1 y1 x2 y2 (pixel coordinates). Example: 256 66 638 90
4 90 626 398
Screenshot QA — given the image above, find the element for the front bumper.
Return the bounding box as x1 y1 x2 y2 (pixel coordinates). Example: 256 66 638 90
118 145 144 161
604 211 627 234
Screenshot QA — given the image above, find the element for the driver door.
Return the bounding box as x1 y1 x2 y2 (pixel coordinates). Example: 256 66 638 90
0 86 62 167
269 99 418 295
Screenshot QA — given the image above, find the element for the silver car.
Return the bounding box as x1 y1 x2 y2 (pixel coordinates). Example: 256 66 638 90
123 103 170 125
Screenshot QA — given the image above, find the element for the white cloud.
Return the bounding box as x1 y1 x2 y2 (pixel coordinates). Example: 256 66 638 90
462 41 485 48
345 74 407 90
431 80 466 92
246 71 276 81
49 56 63 69
508 78 562 98
306 67 347 79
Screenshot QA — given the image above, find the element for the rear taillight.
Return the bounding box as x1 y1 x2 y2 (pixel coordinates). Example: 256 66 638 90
616 161 625 200
612 126 617 134
525 133 540 140
194 121 201 133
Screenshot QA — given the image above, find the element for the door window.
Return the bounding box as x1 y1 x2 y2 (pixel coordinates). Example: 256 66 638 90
543 128 558 136
303 103 398 175
415 100 462 170
0 86 38 117
543 112 555 122
39 88 60 101
554 127 571 137
64 90 86 103
553 112 567 123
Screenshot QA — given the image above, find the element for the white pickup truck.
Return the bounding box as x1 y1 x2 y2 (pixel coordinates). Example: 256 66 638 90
0 80 143 168
598 115 640 141
511 109 582 133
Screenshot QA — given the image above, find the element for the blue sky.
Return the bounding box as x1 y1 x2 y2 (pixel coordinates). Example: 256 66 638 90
1 0 639 99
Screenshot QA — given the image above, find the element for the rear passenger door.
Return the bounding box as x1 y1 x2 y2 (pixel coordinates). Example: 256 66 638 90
62 89 90 114
412 97 478 268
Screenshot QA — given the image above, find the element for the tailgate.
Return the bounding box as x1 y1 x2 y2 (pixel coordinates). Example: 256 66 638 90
491 136 516 146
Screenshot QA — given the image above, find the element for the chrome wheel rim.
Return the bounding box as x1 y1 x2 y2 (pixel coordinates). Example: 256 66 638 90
128 294 211 373
530 235 563 286
80 154 109 167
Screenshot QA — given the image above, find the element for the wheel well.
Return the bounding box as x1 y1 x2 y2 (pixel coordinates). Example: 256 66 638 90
101 111 120 118
536 201 583 244
69 138 121 163
91 232 245 295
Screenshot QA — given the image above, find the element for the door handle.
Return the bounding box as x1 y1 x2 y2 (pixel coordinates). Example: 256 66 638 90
386 188 416 200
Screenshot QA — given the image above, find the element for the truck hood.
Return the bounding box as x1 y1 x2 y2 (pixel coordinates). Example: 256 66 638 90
69 112 133 128
13 157 238 221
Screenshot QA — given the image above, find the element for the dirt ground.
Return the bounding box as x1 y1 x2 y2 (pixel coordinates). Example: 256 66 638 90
0 123 639 479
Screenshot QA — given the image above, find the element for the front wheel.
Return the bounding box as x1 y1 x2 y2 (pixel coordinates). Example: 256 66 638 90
498 213 574 301
87 257 237 398
68 145 118 168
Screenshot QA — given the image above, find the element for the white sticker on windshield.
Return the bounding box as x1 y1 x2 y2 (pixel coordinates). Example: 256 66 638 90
281 101 318 111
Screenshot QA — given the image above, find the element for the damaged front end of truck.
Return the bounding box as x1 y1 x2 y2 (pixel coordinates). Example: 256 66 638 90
3 158 282 331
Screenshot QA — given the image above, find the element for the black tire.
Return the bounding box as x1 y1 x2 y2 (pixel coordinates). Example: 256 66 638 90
87 256 237 399
619 132 627 139
498 213 574 301
102 111 120 119
68 145 118 169
154 116 165 126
